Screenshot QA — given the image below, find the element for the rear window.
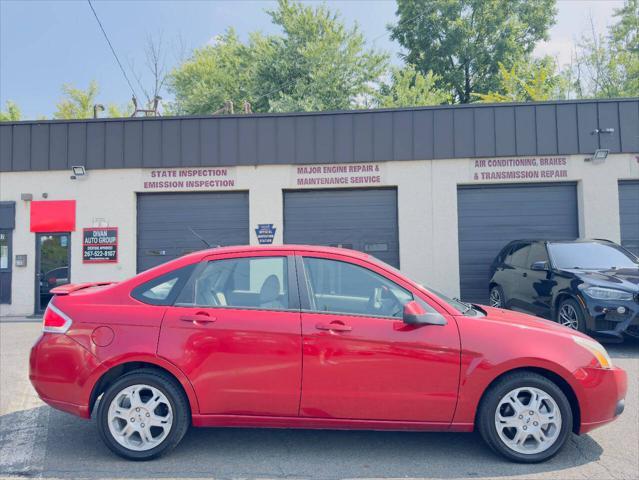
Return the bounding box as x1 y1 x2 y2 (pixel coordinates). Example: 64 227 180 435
131 264 195 306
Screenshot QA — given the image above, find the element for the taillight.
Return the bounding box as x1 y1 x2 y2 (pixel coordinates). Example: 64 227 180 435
43 304 72 333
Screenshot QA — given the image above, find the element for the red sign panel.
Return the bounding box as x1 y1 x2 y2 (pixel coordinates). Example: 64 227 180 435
82 227 118 263
30 200 76 232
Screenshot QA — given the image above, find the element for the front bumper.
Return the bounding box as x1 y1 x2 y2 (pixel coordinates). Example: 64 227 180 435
576 365 627 434
581 296 639 341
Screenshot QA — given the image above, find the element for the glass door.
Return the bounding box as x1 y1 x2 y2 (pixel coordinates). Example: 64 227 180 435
35 233 70 313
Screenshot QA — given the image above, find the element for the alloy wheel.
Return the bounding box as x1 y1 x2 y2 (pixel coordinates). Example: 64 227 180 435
107 384 173 451
558 304 579 330
494 386 562 455
489 288 502 308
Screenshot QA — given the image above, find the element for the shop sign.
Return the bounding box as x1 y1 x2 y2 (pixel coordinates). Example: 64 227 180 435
83 227 118 263
255 224 276 244
293 162 385 188
471 157 569 182
142 168 237 191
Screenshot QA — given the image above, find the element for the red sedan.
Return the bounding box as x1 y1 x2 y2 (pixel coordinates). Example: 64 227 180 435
30 245 626 462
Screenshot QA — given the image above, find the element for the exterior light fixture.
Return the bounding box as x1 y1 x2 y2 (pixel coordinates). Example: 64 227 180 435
585 149 609 164
70 165 86 180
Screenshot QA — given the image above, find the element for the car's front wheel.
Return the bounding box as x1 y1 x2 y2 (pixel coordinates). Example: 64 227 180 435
489 285 505 308
477 372 573 463
96 369 190 460
556 298 586 332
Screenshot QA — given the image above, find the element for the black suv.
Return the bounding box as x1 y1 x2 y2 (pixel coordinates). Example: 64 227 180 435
488 239 639 341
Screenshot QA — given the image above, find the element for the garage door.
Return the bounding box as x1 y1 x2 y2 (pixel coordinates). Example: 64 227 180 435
137 192 249 272
284 188 399 267
619 180 639 256
457 183 579 304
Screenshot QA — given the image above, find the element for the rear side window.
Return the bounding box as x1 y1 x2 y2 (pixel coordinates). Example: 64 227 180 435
131 264 195 306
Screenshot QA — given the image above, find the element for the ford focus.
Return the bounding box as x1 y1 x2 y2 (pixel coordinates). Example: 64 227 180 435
29 245 626 462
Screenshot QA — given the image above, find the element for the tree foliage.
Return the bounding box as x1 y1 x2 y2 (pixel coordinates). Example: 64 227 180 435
0 101 21 121
475 57 568 102
376 66 450 107
53 81 131 119
390 0 556 103
169 0 387 114
568 1 638 98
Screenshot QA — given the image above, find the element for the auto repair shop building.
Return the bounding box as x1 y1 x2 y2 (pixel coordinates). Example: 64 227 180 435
1 98 638 316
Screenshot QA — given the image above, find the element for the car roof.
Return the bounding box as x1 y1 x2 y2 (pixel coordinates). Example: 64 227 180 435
506 238 615 245
188 244 374 261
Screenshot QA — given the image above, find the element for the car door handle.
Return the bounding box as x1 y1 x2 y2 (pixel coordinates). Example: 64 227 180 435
522 272 528 277
180 314 216 325
315 322 352 332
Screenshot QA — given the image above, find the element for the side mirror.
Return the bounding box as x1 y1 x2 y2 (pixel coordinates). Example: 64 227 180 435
402 300 447 326
530 260 549 271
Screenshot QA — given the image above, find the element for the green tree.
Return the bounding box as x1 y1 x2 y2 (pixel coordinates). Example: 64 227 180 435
253 0 387 112
475 57 569 102
54 81 100 119
53 81 132 119
570 1 638 98
0 101 21 121
168 29 257 115
376 66 450 107
390 0 556 103
168 0 388 114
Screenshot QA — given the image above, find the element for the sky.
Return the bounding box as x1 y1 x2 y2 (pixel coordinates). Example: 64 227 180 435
0 0 626 119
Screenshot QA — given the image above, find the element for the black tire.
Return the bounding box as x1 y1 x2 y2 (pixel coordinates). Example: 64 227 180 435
556 298 587 333
96 369 190 460
489 285 506 308
477 372 573 463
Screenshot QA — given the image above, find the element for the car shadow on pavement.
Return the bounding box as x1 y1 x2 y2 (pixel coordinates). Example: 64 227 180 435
1 405 606 479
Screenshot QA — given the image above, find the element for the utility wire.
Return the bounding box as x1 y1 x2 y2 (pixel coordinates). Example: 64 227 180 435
87 0 139 100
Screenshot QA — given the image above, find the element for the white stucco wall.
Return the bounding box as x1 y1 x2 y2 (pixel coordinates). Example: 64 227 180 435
1 153 637 316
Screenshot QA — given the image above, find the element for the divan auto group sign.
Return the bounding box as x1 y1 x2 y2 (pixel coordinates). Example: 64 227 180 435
472 157 569 182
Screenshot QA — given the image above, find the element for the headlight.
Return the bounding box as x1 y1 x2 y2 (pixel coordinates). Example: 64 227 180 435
573 336 613 369
582 286 634 301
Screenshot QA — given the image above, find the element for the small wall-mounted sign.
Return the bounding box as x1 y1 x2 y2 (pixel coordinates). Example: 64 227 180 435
15 254 27 267
255 224 276 245
83 227 118 263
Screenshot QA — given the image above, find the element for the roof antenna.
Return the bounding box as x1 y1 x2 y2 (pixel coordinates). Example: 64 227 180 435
188 226 214 248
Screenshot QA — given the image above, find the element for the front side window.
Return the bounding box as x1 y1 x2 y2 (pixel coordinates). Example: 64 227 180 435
507 243 531 268
176 256 289 310
527 243 549 267
302 257 412 318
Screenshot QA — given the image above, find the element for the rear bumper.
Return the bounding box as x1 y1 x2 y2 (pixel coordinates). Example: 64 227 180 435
577 366 627 434
29 333 99 419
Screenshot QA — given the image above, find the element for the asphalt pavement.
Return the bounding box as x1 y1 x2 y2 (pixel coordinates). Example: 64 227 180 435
0 320 637 480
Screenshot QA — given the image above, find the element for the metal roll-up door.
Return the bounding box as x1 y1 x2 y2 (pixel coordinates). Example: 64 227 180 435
457 183 579 304
284 188 400 267
619 180 639 256
137 192 249 272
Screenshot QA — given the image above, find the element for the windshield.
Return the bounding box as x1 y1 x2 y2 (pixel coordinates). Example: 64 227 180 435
548 242 638 270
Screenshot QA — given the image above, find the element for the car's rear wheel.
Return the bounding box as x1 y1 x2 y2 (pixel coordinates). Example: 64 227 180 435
556 298 586 332
96 369 190 460
477 372 573 463
489 285 505 308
